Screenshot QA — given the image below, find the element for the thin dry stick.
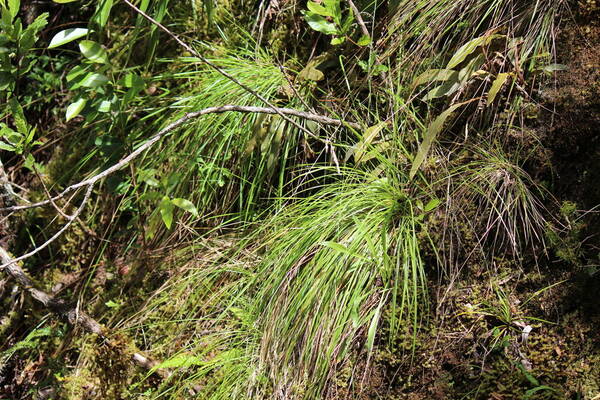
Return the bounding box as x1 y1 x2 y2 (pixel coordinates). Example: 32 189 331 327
121 0 358 143
2 105 360 213
0 184 94 271
347 0 370 39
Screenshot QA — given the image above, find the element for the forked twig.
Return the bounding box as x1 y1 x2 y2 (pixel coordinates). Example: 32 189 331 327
0 184 93 271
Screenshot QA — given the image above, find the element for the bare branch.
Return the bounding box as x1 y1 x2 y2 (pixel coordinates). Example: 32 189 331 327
2 105 360 213
0 244 103 335
347 0 370 40
0 245 178 380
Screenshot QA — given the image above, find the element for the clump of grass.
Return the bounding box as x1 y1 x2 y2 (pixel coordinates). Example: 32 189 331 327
114 165 432 399
246 170 428 398
449 142 548 258
386 0 564 77
129 46 309 240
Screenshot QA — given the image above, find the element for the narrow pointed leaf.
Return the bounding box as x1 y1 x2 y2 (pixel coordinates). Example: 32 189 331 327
171 198 198 217
410 99 476 179
446 34 503 69
411 69 457 89
159 196 174 229
487 72 512 105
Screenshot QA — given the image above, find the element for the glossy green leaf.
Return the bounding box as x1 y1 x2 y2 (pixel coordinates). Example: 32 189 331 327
306 0 330 16
97 99 112 113
93 0 113 28
0 141 16 151
65 98 86 121
357 35 371 46
48 28 89 48
331 36 345 45
8 0 19 19
79 40 108 64
80 72 109 88
53 0 80 3
171 198 199 217
304 11 337 35
120 73 145 89
159 196 174 229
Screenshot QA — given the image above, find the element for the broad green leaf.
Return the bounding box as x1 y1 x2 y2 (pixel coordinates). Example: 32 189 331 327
306 0 330 16
422 55 485 101
409 99 475 180
97 99 112 113
457 54 486 84
446 34 503 70
324 0 342 25
357 34 371 46
66 65 88 89
120 73 145 89
92 0 113 28
304 11 337 35
8 0 19 19
331 36 345 45
159 196 174 229
422 79 461 101
79 40 108 64
354 122 386 164
53 0 80 3
20 12 48 51
80 72 109 88
8 98 27 135
171 198 198 217
0 141 16 151
487 72 512 105
424 198 441 212
48 28 88 49
65 98 86 121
